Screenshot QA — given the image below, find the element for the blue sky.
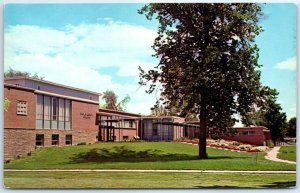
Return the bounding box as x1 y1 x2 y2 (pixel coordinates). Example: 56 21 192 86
4 3 297 119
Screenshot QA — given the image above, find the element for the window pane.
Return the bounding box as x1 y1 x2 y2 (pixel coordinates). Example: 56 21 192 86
65 135 72 145
36 134 44 146
52 97 58 121
65 99 71 121
44 96 51 120
36 95 43 120
59 98 64 121
52 134 59 145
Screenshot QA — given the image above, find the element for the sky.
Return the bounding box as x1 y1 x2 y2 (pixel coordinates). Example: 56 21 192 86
3 3 297 120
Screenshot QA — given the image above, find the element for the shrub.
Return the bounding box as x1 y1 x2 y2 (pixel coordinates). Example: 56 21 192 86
77 142 87 146
232 141 241 146
268 140 274 148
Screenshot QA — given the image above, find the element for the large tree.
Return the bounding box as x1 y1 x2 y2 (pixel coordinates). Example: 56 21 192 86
101 90 130 112
138 3 264 158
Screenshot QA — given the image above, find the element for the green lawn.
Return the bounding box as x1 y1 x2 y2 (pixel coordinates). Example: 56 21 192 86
4 171 296 188
4 142 296 171
278 146 296 162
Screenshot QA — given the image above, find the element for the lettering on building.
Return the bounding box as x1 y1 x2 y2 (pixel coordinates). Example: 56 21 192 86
80 113 93 119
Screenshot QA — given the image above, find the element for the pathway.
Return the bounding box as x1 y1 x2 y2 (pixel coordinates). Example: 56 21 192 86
265 146 296 164
4 169 296 174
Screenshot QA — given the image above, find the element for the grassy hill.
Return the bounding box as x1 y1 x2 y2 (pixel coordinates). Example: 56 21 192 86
5 142 296 171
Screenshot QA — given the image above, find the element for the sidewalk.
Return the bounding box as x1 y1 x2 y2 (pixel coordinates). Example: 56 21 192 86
4 169 296 174
265 146 296 164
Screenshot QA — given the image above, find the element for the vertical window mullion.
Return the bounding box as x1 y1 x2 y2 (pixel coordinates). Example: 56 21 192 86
50 96 52 129
42 95 44 129
64 98 66 130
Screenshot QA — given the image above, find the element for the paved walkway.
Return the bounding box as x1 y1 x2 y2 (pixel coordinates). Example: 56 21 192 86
265 146 296 164
4 169 296 174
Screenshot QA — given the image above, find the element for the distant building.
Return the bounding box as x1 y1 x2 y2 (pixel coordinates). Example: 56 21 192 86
221 126 271 146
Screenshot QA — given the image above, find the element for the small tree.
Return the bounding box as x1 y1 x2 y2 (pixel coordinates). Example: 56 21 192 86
101 90 130 112
4 97 10 112
246 88 287 145
286 117 296 138
4 67 44 80
139 3 264 158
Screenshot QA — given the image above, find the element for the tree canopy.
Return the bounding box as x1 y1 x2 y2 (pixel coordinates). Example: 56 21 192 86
4 67 44 80
101 90 130 112
139 3 264 158
245 88 287 144
286 117 296 138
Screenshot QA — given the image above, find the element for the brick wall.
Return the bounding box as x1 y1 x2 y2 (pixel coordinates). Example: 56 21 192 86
4 129 36 161
222 127 266 146
72 100 99 144
4 87 36 129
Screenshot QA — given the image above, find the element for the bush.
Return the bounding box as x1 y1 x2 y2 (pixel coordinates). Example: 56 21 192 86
77 142 87 146
268 140 274 148
232 141 241 146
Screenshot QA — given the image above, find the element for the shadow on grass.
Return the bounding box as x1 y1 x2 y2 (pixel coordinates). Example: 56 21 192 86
261 181 296 188
194 181 296 189
68 146 244 163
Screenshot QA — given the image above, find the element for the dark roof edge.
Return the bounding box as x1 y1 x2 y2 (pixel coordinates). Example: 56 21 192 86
5 76 102 96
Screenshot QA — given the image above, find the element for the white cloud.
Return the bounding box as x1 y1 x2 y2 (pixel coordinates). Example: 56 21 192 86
275 56 297 71
4 22 159 115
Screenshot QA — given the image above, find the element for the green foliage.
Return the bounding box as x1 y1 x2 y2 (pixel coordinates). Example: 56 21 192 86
77 142 87 146
4 67 44 80
268 140 274 148
138 3 264 158
286 117 296 137
101 90 131 112
4 97 10 112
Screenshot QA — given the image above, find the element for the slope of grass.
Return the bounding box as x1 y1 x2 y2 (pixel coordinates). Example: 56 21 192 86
4 171 296 188
278 146 296 162
4 142 296 171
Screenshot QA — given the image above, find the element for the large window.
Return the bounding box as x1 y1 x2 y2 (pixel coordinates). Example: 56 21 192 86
36 94 72 130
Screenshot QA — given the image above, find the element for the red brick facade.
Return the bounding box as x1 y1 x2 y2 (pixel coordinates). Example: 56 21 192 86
3 84 143 161
4 86 36 129
222 127 270 146
3 85 100 161
72 100 99 144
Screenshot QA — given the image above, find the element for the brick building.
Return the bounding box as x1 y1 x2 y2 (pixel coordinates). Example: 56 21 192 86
3 76 271 161
4 77 140 161
221 126 271 146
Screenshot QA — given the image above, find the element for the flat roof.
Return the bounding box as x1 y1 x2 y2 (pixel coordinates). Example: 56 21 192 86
98 108 142 117
5 76 102 96
5 83 98 105
142 115 184 119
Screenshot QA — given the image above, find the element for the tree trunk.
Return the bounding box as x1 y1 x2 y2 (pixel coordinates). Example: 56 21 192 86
198 91 208 159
